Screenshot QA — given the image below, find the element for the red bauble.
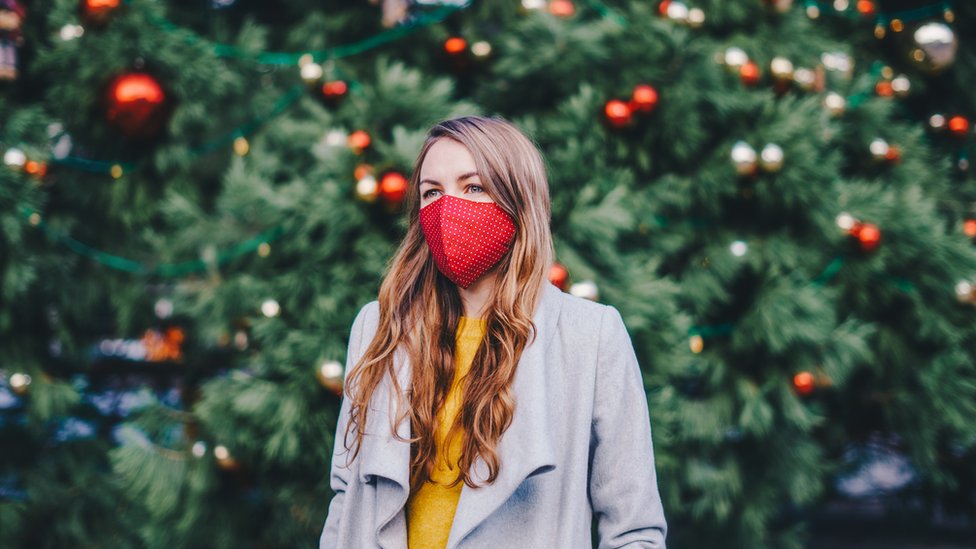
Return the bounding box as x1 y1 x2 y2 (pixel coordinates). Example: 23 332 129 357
548 262 569 291
24 160 47 178
630 84 659 113
964 219 976 238
948 115 969 136
793 371 815 396
884 145 902 163
739 61 760 86
347 130 371 153
850 221 881 252
105 72 170 139
875 80 893 97
82 0 121 23
321 80 348 104
856 0 875 16
444 37 467 56
604 99 632 128
548 0 575 17
354 164 373 181
379 172 408 204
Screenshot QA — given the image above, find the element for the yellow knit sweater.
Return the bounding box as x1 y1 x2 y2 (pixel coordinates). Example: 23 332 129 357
405 316 486 549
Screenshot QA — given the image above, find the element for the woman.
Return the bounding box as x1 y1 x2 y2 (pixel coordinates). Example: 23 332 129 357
320 116 667 549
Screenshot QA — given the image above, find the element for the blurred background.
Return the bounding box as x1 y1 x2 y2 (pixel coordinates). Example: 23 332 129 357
2 0 976 547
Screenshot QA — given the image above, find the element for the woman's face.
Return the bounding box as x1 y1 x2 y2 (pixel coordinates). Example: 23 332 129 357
418 139 494 209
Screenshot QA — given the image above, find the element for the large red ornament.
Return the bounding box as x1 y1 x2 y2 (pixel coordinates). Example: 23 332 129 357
379 172 408 204
105 72 170 139
604 99 632 128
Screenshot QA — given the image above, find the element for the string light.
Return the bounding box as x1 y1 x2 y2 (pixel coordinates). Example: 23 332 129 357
17 203 285 276
128 0 469 65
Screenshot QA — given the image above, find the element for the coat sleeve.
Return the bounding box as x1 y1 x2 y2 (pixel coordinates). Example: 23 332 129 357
590 305 667 549
319 301 376 548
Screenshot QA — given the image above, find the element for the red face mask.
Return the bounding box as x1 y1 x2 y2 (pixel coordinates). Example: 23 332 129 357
419 194 516 289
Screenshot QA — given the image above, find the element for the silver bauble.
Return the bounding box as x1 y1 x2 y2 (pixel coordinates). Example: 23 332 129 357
910 22 957 74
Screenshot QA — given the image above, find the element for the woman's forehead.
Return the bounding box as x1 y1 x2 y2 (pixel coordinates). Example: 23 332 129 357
419 139 479 181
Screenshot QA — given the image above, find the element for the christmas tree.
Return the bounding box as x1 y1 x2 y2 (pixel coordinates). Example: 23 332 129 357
2 0 975 547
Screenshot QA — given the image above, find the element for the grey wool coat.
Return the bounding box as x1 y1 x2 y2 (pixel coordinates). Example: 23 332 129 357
319 281 667 549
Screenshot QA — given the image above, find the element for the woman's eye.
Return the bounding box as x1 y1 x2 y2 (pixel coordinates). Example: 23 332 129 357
422 189 440 199
468 185 483 193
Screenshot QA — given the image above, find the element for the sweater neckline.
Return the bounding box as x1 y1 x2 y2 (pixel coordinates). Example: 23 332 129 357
457 316 487 334
458 316 488 328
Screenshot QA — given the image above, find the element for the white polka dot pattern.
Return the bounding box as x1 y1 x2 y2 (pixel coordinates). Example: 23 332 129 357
419 194 516 288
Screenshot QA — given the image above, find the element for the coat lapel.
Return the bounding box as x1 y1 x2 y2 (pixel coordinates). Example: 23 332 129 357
358 343 413 549
446 282 563 549
357 282 564 549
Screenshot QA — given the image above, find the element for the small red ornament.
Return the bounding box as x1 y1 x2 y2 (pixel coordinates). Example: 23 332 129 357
321 80 348 103
354 164 373 181
105 72 170 139
658 0 671 16
548 262 569 291
793 371 815 396
24 160 47 178
347 130 371 153
963 219 976 238
739 61 760 86
884 145 902 163
379 172 408 204
444 37 467 56
856 0 875 16
850 221 881 252
875 80 893 97
948 115 969 136
82 0 120 23
141 326 185 362
604 99 633 128
548 0 575 17
630 84 659 113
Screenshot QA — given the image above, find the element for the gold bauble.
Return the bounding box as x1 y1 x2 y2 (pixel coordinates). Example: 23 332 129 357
759 143 784 172
824 92 846 116
730 141 757 175
723 47 749 69
10 373 32 396
770 57 794 82
317 359 345 395
214 444 241 471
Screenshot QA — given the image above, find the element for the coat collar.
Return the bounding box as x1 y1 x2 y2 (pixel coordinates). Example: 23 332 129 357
358 282 565 549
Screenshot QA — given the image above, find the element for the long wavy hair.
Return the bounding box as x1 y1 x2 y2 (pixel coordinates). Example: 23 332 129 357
341 116 554 489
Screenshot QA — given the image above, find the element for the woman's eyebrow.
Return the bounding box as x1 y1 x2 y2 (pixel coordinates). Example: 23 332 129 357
419 172 480 186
